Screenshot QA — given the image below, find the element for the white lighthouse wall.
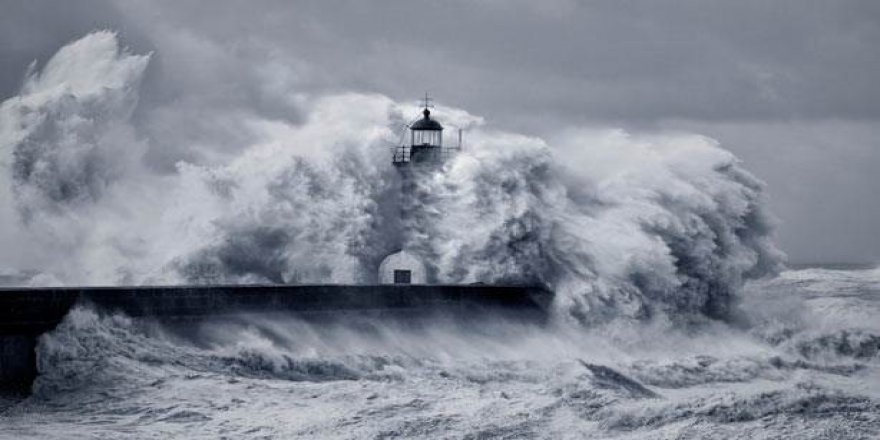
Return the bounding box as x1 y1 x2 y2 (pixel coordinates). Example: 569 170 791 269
378 251 427 284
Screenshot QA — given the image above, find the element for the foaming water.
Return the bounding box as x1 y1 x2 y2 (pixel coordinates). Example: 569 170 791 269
0 268 875 438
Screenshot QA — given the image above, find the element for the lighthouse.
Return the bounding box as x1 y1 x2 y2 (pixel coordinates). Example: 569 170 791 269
379 95 461 284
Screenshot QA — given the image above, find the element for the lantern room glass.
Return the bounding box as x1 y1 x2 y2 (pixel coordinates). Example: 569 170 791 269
412 129 442 146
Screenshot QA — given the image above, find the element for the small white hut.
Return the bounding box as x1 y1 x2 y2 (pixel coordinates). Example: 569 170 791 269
378 250 426 284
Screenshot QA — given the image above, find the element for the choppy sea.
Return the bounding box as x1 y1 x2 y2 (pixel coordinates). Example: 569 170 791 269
1 265 878 439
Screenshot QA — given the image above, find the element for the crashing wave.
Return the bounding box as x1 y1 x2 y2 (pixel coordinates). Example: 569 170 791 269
0 31 783 324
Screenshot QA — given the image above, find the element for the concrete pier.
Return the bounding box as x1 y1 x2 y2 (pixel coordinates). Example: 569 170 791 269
0 284 551 393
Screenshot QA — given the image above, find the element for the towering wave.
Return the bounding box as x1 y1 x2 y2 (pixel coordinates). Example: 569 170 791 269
411 129 784 324
0 32 783 324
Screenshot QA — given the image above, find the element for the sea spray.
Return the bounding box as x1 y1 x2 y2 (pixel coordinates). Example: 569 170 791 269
0 31 783 325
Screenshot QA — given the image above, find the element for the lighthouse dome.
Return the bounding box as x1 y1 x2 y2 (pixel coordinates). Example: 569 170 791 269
410 108 443 131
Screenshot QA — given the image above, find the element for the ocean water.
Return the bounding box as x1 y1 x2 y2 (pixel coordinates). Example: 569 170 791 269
1 265 878 439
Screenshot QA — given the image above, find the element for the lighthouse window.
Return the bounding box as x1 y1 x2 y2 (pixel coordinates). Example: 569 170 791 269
412 131 440 146
393 270 412 284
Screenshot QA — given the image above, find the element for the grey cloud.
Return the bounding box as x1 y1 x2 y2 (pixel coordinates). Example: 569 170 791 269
4 1 879 123
103 0 880 124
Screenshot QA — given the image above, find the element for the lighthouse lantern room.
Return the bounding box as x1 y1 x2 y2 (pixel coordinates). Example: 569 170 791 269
392 93 460 166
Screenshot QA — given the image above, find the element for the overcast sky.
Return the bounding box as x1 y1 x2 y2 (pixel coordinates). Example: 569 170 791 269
1 0 878 264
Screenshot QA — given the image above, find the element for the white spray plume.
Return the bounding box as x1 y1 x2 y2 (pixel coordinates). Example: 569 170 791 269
0 32 783 325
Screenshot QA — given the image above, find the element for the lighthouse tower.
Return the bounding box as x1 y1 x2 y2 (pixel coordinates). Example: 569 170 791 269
378 95 461 284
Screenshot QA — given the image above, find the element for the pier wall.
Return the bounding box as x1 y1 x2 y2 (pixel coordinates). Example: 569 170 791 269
0 284 551 393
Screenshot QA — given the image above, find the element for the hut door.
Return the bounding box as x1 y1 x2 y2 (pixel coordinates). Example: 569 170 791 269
393 270 412 284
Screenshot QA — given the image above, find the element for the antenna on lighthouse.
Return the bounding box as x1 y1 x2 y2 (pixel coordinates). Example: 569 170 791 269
420 92 434 110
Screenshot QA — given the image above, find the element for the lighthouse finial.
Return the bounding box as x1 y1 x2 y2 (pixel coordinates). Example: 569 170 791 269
421 92 433 110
